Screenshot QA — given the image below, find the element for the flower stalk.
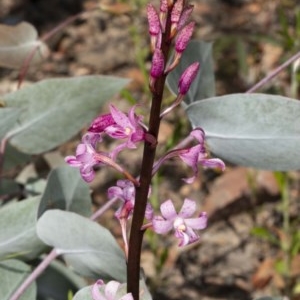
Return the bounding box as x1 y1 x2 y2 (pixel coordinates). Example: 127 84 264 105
126 2 175 299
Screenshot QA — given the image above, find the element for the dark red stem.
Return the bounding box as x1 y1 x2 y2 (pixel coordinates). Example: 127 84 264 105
126 3 174 299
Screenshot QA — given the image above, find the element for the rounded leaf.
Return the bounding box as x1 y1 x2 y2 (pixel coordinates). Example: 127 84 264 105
186 93 300 170
0 259 36 300
36 210 127 282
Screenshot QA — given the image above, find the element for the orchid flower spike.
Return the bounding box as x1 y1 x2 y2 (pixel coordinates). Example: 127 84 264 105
152 199 207 247
92 280 133 300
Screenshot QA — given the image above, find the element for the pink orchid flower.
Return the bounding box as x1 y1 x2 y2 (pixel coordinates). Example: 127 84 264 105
152 198 207 247
108 180 153 221
65 133 105 182
89 105 145 159
179 128 225 183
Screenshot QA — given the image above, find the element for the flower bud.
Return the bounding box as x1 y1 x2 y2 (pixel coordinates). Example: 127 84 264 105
150 49 165 78
149 48 165 90
159 0 168 32
177 5 194 31
170 0 184 37
88 113 115 133
175 22 195 54
147 4 160 36
178 62 200 95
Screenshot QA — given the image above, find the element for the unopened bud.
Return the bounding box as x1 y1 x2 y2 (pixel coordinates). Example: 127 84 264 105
149 49 165 90
170 0 184 38
88 113 115 133
159 0 168 32
150 49 165 78
178 5 194 31
178 62 200 95
160 0 168 13
175 22 195 53
147 4 161 51
147 4 160 36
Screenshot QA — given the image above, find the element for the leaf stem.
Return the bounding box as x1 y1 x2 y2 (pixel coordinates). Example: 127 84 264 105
9 249 59 300
246 49 300 93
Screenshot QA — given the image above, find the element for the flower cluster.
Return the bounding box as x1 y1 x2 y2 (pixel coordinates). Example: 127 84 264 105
65 0 226 254
65 105 146 183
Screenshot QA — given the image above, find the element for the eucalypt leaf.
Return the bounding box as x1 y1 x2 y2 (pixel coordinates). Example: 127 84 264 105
0 196 46 261
166 40 215 107
38 166 92 218
0 22 49 69
36 210 127 282
0 259 36 300
185 93 300 170
3 75 129 154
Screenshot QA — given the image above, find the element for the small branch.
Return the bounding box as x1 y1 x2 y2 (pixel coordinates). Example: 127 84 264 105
246 49 300 93
9 249 59 300
90 197 119 221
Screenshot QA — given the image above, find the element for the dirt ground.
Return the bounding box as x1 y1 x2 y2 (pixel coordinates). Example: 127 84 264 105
1 0 300 299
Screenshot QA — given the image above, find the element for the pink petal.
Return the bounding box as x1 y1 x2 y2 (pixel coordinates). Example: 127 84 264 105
109 105 131 130
178 198 196 218
152 217 173 234
200 158 226 171
145 202 154 220
176 231 190 247
76 143 88 156
119 294 134 300
179 146 200 169
107 186 124 201
80 165 95 182
105 281 120 300
185 227 200 243
160 199 177 219
82 132 102 147
91 280 106 300
190 128 205 144
64 156 81 167
185 214 207 230
88 113 115 133
182 175 196 184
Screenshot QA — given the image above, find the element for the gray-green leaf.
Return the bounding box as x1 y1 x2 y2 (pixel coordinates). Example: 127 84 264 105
167 40 215 107
0 259 36 300
186 93 300 170
0 22 49 69
0 107 21 140
4 76 129 154
36 210 127 282
38 166 92 218
0 197 46 260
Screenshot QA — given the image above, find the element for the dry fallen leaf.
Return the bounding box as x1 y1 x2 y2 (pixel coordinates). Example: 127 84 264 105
252 258 274 289
0 22 49 69
99 3 134 15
